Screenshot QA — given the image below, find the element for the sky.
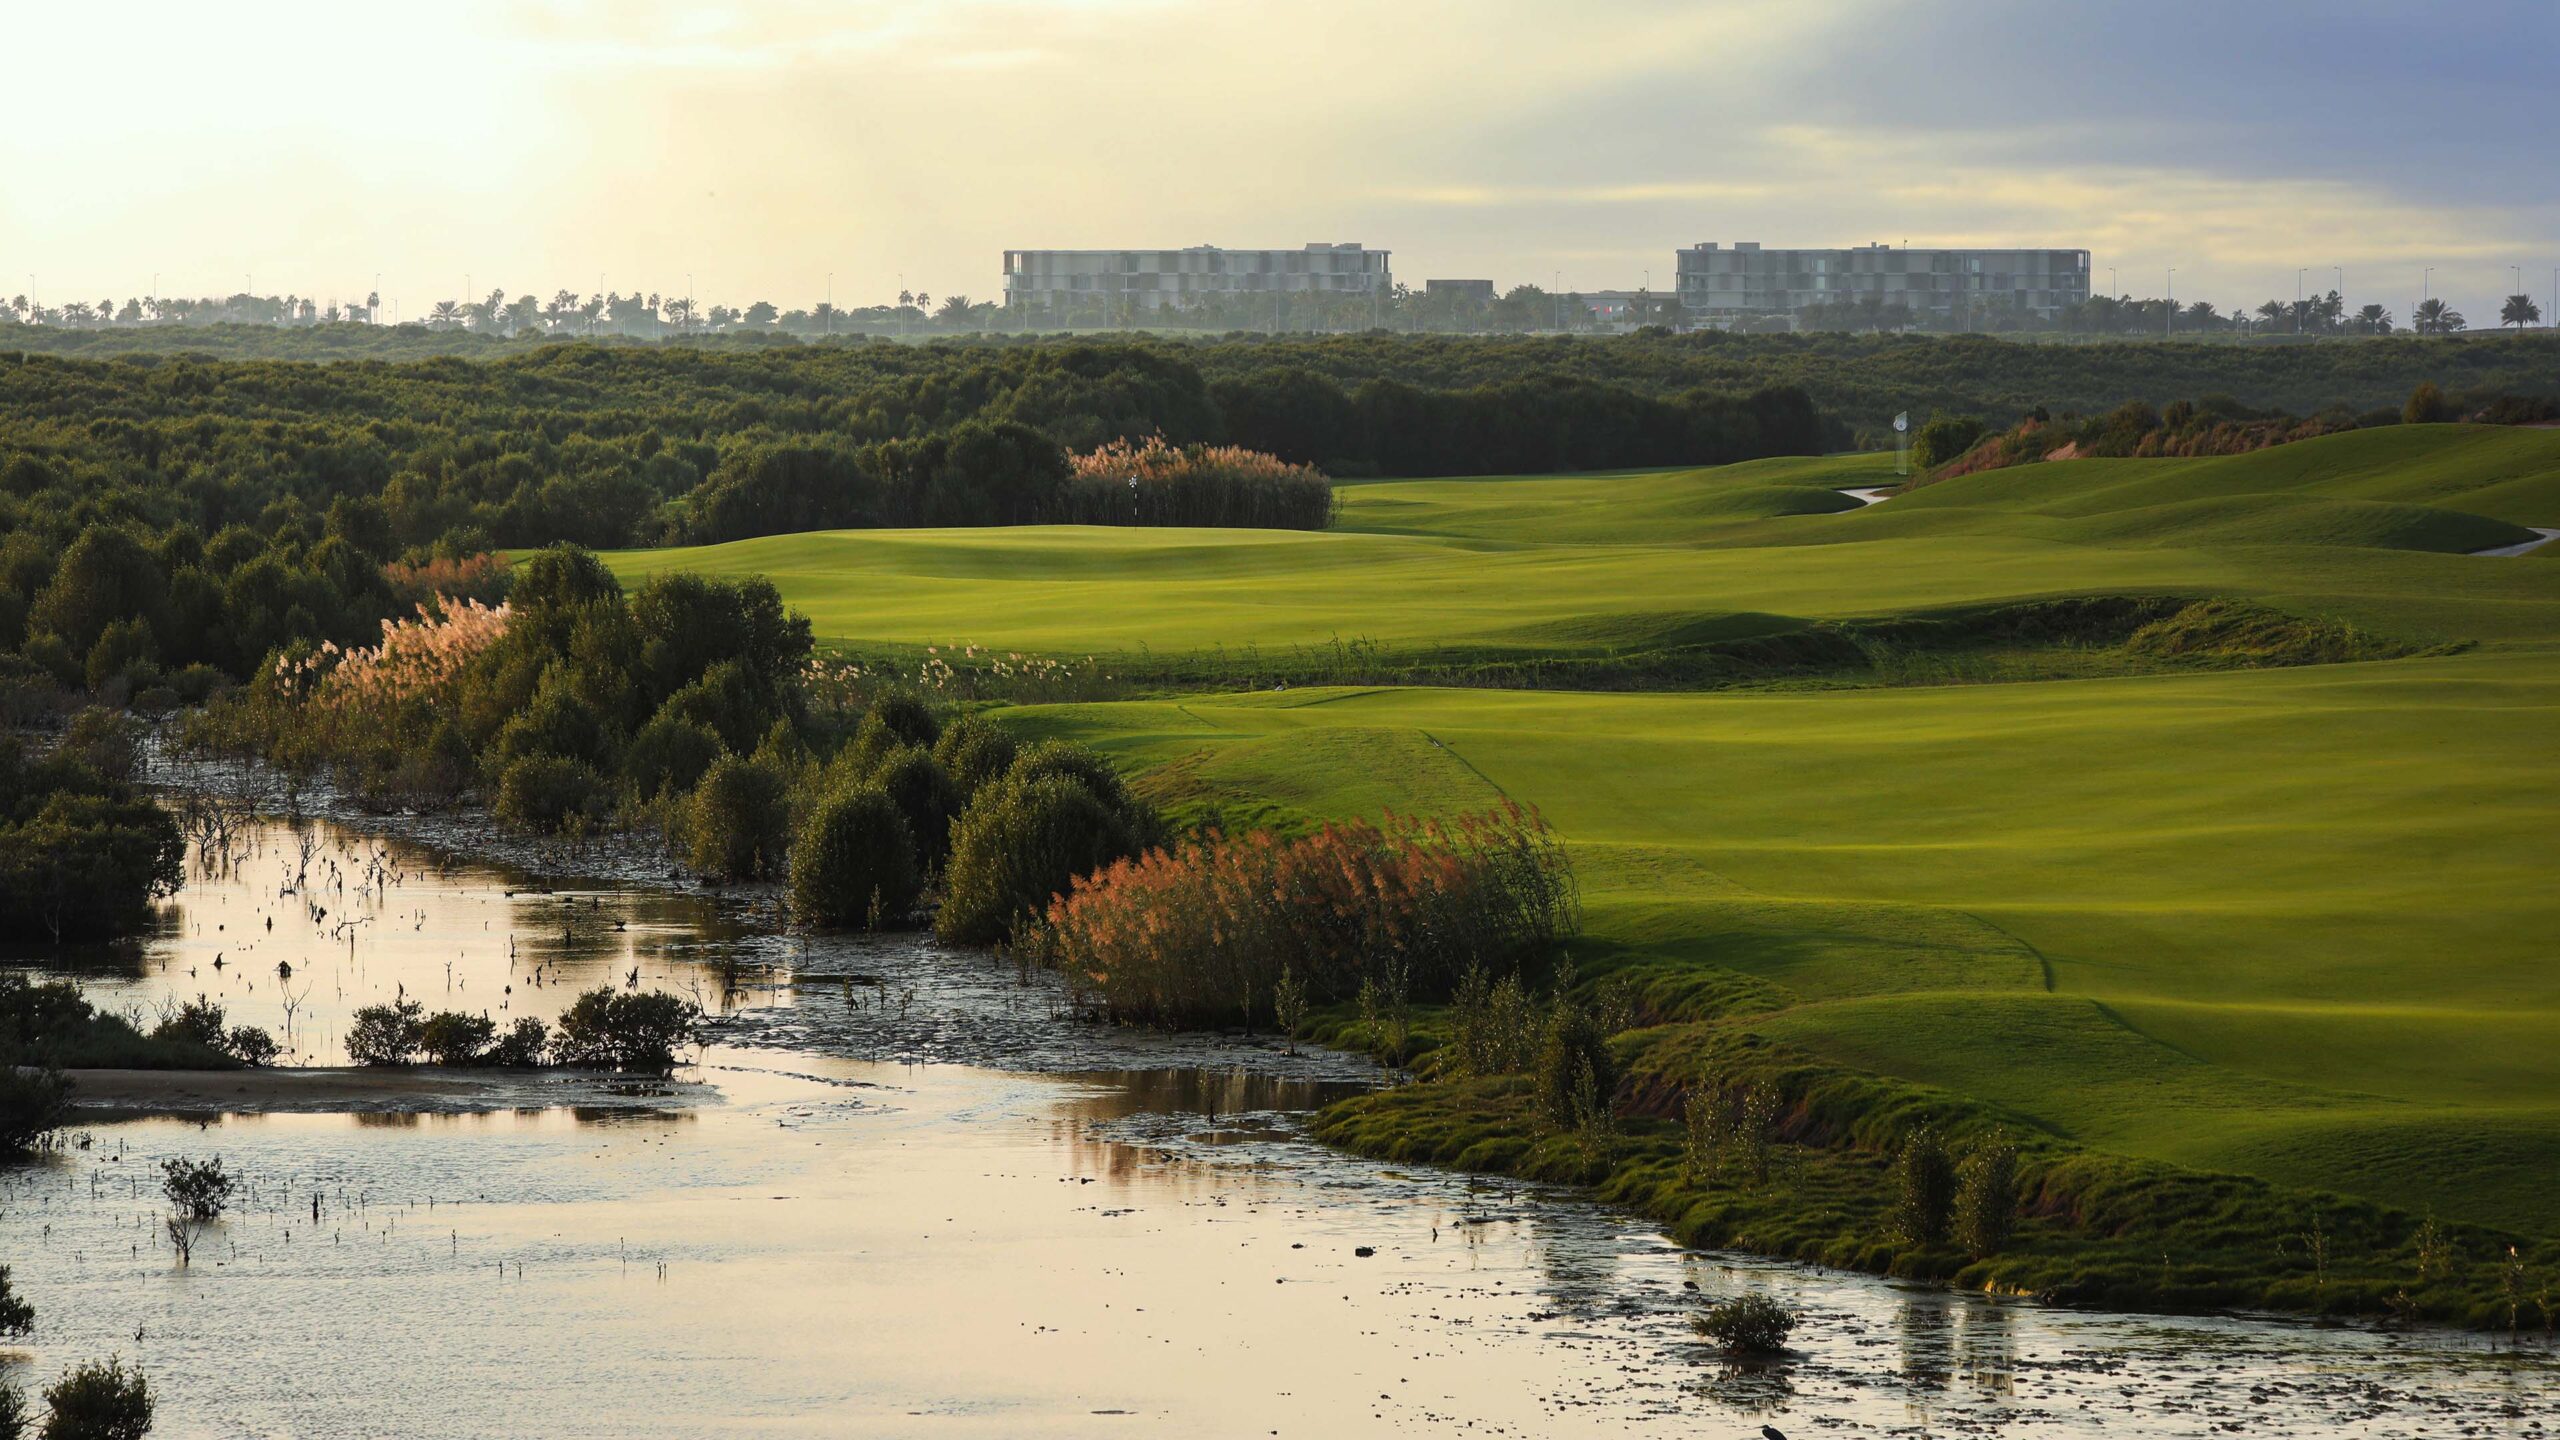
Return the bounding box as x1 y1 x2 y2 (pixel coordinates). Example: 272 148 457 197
4 0 2556 324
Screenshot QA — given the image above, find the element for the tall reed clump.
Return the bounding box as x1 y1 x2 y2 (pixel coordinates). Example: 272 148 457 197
1064 437 1335 531
1029 800 1576 1029
239 595 512 802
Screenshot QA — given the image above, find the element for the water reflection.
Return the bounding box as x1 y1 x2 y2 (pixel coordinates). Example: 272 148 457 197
1899 1291 1954 1390
7 819 761 1064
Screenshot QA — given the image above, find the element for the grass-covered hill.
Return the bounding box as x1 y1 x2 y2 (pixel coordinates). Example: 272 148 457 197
609 421 2560 1262
606 425 2554 662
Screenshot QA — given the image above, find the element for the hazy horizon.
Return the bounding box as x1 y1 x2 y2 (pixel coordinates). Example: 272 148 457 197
5 0 2556 324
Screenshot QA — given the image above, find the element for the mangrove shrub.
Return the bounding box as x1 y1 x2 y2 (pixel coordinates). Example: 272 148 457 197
789 784 921 929
39 1357 152 1440
683 754 792 881
552 988 701 1074
1693 1292 1795 1355
939 767 1148 946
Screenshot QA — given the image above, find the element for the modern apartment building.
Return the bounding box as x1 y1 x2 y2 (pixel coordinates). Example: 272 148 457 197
1675 243 2090 326
1002 243 1392 312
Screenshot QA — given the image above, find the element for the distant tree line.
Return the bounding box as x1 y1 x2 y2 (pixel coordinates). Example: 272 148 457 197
0 342 1830 706
7 324 2546 444
13 276 2541 341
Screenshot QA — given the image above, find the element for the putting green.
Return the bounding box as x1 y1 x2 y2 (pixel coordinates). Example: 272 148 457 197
605 423 2560 1232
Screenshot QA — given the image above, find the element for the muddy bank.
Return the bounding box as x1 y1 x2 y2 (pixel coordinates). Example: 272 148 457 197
61 1064 713 1116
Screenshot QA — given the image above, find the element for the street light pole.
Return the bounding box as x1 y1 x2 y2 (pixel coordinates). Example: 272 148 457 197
2166 269 2176 337
2296 268 2305 335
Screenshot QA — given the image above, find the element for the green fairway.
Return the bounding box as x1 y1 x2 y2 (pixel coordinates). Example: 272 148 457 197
604 427 2558 657
1005 658 2560 1230
604 423 2560 1235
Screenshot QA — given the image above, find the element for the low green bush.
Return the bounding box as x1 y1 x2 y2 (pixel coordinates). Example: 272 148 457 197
939 768 1146 945
417 1012 496 1066
492 754 609 834
0 1068 69 1157
1693 1291 1795 1355
552 988 700 1074
931 713 1018 802
344 998 424 1066
0 1264 33 1339
622 714 724 801
1912 413 1986 469
222 1028 278 1067
682 754 791 881
789 784 921 929
489 1017 551 1067
868 747 961 869
39 1356 152 1440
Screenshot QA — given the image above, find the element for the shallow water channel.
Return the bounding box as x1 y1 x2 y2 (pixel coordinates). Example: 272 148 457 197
3 818 2554 1437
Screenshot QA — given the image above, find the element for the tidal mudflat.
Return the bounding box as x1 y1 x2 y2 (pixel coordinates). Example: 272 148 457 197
3 818 2552 1437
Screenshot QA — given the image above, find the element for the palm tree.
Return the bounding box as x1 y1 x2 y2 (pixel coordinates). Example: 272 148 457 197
2413 298 2465 335
936 293 973 323
2500 294 2542 330
427 299 463 330
2356 303 2391 335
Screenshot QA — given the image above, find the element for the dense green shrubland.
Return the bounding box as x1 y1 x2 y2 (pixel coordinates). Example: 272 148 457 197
0 341 1829 712
196 545 811 823
9 322 2552 439
190 542 1174 961
1913 383 2557 484
0 340 1822 561
0 719 184 943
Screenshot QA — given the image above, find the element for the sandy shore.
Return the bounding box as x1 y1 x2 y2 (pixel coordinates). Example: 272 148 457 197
59 1065 714 1116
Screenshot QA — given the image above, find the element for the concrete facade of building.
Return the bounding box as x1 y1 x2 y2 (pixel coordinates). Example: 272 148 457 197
1003 244 1392 312
1675 243 2090 326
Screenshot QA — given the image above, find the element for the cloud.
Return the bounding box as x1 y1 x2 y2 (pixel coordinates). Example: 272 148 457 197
1 0 2550 319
